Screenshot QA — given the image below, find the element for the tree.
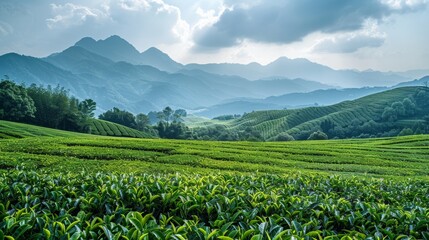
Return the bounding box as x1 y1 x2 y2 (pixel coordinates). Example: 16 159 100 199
320 119 335 134
135 113 150 131
99 107 136 128
382 106 397 122
402 98 416 116
162 106 173 123
308 130 328 140
0 80 35 121
414 89 429 108
25 84 89 132
78 99 96 118
156 121 189 139
274 132 295 141
391 101 405 117
174 109 187 117
398 128 413 136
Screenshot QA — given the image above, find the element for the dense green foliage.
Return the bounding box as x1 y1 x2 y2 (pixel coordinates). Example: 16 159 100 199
0 80 35 121
148 107 188 125
0 79 98 133
307 131 328 140
99 107 137 129
0 170 428 239
25 84 93 132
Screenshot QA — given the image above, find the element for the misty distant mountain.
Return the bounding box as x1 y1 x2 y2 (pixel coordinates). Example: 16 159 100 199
73 36 411 88
197 87 388 118
0 42 330 114
198 75 429 118
184 57 409 88
393 70 429 80
75 35 183 72
0 53 88 94
395 75 429 88
0 35 423 117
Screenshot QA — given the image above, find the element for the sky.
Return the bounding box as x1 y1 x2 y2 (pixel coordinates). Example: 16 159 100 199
0 0 428 71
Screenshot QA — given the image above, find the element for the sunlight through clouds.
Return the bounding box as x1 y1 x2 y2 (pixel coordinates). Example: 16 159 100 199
46 3 109 29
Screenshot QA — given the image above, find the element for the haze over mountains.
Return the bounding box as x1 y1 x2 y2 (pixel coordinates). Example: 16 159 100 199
0 35 428 117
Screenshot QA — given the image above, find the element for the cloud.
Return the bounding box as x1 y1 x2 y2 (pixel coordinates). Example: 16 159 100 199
312 34 385 53
194 0 427 50
118 0 150 11
0 21 13 36
109 0 191 44
46 3 109 29
312 20 386 53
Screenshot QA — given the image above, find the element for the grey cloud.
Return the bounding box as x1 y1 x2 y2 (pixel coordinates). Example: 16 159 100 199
312 34 385 53
194 0 426 49
0 21 13 36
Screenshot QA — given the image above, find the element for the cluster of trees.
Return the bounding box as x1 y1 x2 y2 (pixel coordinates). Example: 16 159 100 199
98 106 188 139
190 125 263 141
213 114 241 121
0 79 96 132
382 97 416 122
153 107 189 139
147 107 187 125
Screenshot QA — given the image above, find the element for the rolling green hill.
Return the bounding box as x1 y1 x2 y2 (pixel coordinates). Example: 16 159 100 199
88 119 152 138
0 120 151 139
228 86 429 140
0 120 83 139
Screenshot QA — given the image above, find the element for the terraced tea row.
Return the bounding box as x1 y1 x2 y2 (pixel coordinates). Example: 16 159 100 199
0 134 428 178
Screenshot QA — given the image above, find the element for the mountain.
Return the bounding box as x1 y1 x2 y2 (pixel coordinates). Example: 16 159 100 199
74 36 411 88
1 35 423 118
195 101 283 119
264 87 388 106
395 75 429 88
140 47 183 72
1 45 330 115
394 69 429 79
226 86 428 140
184 57 409 88
0 53 90 96
196 87 388 118
74 35 182 72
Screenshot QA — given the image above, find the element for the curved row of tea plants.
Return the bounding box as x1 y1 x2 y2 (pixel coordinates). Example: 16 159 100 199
229 87 428 139
1 133 428 178
1 170 428 239
88 119 151 138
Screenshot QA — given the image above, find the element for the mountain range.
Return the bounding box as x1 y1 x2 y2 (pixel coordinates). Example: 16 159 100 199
0 35 428 117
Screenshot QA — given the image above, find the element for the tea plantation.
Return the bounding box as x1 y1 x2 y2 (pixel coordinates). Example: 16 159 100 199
0 121 429 239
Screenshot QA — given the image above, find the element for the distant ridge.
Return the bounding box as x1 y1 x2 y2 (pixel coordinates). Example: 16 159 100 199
75 35 182 72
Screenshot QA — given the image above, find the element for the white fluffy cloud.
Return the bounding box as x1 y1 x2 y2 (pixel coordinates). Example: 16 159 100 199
46 3 109 29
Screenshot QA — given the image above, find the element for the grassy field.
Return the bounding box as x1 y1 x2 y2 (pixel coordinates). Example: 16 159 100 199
1 121 429 238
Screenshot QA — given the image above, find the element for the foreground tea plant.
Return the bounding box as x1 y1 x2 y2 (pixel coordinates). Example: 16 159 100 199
1 169 428 239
